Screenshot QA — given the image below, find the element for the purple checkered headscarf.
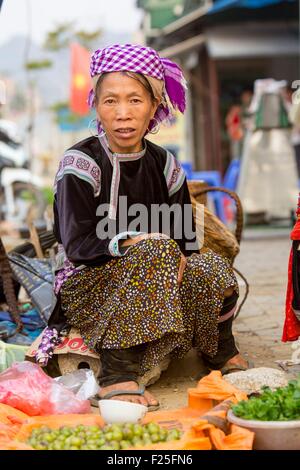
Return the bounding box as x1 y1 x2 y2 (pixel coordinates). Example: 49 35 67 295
88 44 187 132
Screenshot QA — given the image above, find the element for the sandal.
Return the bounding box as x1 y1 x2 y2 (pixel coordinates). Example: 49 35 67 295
220 359 254 376
91 384 160 411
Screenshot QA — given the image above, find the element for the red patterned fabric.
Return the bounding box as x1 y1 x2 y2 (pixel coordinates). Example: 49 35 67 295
282 250 300 341
282 215 300 342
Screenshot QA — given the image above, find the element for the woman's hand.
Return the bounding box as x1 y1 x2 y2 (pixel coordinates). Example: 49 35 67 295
119 235 143 248
120 233 169 247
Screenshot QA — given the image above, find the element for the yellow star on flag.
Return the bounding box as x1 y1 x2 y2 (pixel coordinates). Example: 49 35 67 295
74 73 87 90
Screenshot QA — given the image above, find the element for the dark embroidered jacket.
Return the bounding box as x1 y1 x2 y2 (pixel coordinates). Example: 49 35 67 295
53 136 199 268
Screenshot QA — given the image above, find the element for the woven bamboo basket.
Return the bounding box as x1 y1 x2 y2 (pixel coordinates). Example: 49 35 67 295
0 237 23 338
189 185 244 264
188 185 248 318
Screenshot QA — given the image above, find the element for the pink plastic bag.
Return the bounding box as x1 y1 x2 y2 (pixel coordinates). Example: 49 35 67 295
0 362 91 416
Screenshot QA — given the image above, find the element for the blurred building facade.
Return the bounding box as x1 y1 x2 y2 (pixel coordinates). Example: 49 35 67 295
137 0 299 172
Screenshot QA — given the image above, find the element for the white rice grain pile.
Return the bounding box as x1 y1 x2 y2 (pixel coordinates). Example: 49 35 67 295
223 367 288 395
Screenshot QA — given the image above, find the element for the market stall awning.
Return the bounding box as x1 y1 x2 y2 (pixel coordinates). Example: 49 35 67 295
159 34 205 59
160 22 298 59
208 0 296 14
156 0 297 47
205 24 299 58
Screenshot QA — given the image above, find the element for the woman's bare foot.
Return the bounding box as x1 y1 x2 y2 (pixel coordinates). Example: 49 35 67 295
99 381 159 407
222 353 250 372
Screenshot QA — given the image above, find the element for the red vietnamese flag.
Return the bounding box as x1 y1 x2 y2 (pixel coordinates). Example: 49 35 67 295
70 42 91 116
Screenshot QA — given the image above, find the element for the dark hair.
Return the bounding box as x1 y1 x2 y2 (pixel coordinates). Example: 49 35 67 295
94 71 156 105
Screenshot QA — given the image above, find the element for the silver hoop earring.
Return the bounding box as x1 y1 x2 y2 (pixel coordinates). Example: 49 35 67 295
88 118 99 137
147 117 160 135
98 128 106 138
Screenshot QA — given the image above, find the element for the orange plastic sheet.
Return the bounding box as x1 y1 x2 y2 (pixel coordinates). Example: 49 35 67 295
141 408 213 450
1 371 254 450
0 403 29 425
133 431 212 451
0 423 19 441
188 370 247 411
0 403 29 443
140 371 253 450
0 413 104 450
0 438 33 450
140 406 253 450
186 371 253 450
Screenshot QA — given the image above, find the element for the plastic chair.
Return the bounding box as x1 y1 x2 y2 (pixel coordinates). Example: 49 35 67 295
190 170 221 187
189 171 226 223
222 160 241 223
181 162 193 179
223 159 240 191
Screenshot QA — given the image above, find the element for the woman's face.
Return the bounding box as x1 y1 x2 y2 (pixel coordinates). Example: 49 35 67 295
96 72 158 153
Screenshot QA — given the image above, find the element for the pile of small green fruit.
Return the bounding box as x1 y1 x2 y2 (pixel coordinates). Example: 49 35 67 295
27 422 182 450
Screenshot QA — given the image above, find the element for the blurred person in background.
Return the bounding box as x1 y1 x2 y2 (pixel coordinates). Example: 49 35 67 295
225 88 253 161
237 79 298 224
286 85 300 179
240 88 253 133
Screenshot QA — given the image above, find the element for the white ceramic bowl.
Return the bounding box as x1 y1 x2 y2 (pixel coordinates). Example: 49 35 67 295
227 409 300 450
98 399 148 424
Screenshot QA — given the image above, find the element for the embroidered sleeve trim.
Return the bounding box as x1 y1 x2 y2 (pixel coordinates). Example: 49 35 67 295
164 150 186 198
108 231 144 257
54 149 101 197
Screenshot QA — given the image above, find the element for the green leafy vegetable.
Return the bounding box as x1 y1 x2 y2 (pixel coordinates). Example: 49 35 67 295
231 376 300 421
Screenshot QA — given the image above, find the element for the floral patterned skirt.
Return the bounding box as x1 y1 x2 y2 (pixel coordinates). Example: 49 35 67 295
60 238 238 374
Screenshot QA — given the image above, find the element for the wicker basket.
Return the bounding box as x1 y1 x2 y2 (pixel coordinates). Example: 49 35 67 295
189 185 244 265
0 237 23 338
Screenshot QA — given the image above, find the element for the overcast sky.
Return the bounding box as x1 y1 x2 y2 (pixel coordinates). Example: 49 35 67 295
0 0 143 46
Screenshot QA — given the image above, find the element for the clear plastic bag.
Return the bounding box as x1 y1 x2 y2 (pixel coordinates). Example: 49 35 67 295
54 369 100 400
0 361 91 415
